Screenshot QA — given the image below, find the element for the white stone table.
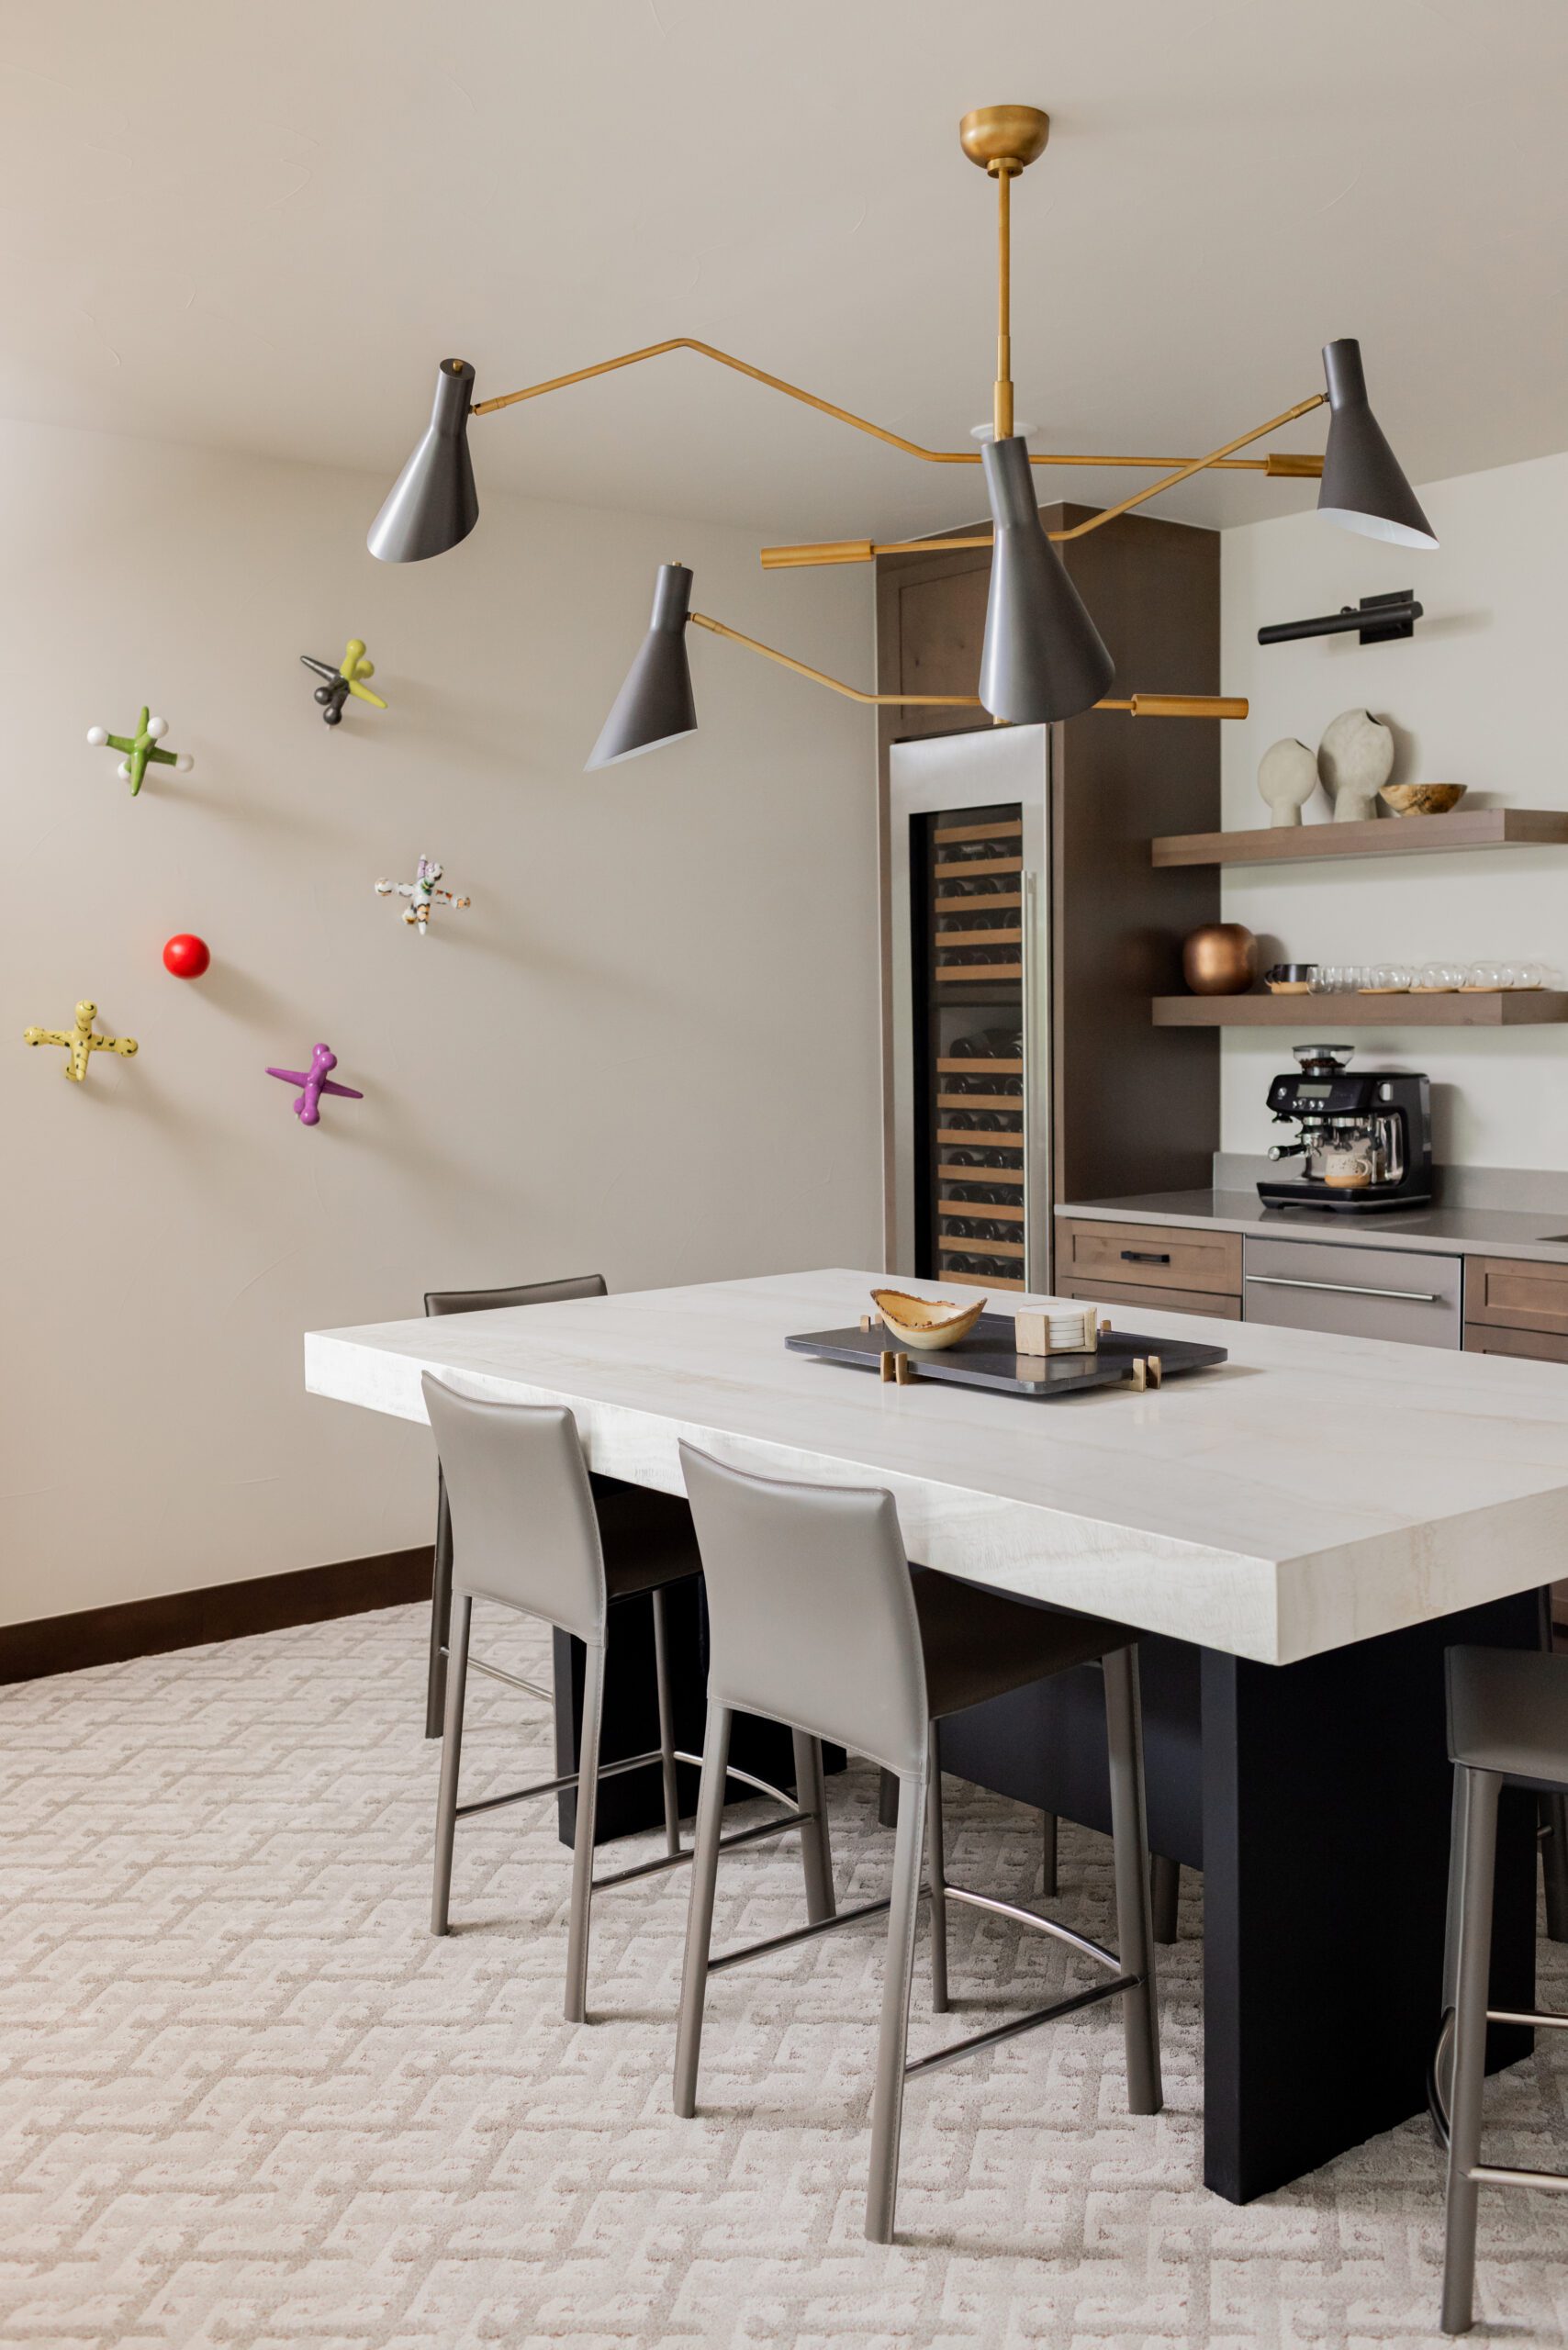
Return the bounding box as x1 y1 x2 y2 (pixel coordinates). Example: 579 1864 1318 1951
307 1269 1566 2199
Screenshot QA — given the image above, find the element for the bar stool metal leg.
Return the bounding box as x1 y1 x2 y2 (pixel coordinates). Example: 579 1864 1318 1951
791 1729 836 1926
674 1703 734 2118
925 1727 949 2015
1104 1644 1162 2116
431 1594 472 1933
866 1765 927 2244
564 1642 607 2024
425 1474 455 1740
1541 1793 1568 1944
1442 1765 1502 2336
1150 1854 1181 1945
651 1584 682 1861
1041 1807 1058 1898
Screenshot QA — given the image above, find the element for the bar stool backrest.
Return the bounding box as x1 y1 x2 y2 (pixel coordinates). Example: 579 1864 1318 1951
423 1374 608 1645
679 1441 929 1776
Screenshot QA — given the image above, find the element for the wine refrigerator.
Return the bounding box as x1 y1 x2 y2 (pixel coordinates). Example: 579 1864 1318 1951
888 725 1051 1294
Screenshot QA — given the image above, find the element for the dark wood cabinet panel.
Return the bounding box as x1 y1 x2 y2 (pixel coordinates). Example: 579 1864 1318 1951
1464 1256 1568 1337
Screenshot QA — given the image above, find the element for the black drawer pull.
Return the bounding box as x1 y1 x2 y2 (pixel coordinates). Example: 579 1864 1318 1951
1120 1249 1170 1266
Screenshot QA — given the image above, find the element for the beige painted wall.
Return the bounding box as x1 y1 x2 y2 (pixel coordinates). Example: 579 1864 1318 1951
1 418 880 1627
1219 449 1568 1168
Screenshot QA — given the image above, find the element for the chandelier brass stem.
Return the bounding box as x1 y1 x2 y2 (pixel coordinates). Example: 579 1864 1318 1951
994 162 1015 442
687 612 1244 718
466 334 1320 479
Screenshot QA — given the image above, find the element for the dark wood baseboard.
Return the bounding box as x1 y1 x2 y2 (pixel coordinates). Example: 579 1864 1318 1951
0 1548 434 1685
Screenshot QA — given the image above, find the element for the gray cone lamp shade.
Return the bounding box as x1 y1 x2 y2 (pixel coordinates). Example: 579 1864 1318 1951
1316 340 1437 550
366 359 480 562
978 436 1115 723
585 564 699 770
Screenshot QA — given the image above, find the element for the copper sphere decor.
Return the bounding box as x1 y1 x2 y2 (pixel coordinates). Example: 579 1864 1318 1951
1182 923 1259 996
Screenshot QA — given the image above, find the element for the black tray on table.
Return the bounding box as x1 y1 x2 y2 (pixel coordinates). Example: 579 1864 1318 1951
785 1311 1227 1397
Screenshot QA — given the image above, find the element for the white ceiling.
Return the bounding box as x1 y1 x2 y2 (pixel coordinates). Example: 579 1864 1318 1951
4 1 1566 542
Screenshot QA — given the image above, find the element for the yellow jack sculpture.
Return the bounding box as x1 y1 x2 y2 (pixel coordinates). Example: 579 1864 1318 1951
25 1000 139 1082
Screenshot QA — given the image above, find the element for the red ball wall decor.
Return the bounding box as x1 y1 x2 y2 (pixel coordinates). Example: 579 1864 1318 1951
162 934 211 979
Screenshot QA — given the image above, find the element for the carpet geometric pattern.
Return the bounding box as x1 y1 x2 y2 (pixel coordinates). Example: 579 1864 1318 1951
3 1601 1565 2348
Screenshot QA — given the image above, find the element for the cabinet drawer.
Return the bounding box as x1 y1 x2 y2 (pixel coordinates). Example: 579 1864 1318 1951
1058 1275 1241 1321
1463 1320 1568 1365
1057 1218 1241 1298
1242 1236 1461 1349
1465 1256 1568 1337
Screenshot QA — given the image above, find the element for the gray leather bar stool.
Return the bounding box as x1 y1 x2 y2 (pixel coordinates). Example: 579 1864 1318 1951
1432 1644 1568 2333
423 1376 834 2022
423 1274 610 1738
673 1443 1161 2244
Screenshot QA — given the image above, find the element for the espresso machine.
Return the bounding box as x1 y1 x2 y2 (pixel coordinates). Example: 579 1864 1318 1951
1257 1044 1433 1213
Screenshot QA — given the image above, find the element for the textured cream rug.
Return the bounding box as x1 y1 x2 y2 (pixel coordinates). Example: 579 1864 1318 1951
3 1601 1565 2348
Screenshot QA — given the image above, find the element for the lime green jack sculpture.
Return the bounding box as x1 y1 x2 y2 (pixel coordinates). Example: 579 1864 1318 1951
86 709 194 796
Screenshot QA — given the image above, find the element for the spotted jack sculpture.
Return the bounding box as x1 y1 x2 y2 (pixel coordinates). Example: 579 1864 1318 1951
375 855 470 936
25 1000 139 1082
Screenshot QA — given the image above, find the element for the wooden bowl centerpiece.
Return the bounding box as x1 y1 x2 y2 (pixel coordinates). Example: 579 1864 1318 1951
1380 783 1467 818
870 1290 986 1351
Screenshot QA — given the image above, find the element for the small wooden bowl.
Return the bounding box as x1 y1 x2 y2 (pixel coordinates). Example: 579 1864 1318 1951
870 1290 986 1351
1380 783 1467 818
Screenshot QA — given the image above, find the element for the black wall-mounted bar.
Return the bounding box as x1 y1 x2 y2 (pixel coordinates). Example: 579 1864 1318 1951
1258 589 1422 648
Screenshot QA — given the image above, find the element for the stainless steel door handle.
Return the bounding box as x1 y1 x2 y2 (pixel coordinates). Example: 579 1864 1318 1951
1244 1273 1441 1304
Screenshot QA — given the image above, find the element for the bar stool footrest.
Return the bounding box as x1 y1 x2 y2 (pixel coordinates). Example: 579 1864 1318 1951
904 1970 1140 2079
595 1807 815 1890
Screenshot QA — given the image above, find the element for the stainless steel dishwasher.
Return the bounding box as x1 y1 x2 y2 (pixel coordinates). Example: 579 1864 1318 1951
1241 1234 1462 1348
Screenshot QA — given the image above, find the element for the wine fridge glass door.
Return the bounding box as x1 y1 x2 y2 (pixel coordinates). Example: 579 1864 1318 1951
888 725 1051 1294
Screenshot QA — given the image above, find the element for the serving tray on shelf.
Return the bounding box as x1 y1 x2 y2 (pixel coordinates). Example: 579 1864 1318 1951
785 1312 1227 1398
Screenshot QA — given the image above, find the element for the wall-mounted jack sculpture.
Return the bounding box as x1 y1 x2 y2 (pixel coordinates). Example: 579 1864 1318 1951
86 710 194 795
301 640 386 726
265 1043 364 1126
25 1001 139 1081
375 856 470 934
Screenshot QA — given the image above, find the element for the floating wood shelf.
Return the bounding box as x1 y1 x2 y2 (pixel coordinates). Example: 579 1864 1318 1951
1151 810 1568 868
1152 991 1568 1028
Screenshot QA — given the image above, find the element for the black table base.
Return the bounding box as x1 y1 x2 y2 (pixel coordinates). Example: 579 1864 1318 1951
940 1587 1541 2202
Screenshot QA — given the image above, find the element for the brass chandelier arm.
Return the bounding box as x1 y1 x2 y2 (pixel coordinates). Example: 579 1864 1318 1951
758 394 1330 569
687 612 1245 719
1053 390 1328 540
467 334 1320 477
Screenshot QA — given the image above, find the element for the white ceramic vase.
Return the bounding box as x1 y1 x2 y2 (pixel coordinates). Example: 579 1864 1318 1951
1257 738 1318 828
1318 709 1394 822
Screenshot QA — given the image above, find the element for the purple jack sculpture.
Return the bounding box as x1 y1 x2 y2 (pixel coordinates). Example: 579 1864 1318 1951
265 1043 364 1127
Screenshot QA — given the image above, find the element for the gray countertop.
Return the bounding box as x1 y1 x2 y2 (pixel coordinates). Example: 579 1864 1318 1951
1055 1189 1568 1265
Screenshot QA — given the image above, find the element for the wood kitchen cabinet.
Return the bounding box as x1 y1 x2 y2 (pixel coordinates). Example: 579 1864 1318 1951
1056 1216 1241 1317
1463 1258 1568 1635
